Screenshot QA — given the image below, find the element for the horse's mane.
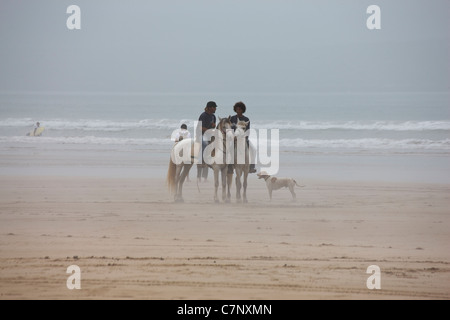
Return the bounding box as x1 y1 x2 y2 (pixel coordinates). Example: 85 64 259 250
235 120 248 130
216 116 232 130
236 120 247 126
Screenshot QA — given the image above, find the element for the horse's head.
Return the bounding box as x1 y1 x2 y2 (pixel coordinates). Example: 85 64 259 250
217 116 232 134
234 120 249 137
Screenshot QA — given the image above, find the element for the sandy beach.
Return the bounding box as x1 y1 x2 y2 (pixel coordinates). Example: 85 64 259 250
1 174 449 300
1 0 449 303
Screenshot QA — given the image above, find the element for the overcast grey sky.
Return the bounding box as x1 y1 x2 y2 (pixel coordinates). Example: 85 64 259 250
0 0 448 93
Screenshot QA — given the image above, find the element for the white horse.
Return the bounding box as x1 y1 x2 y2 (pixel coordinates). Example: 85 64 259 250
167 138 201 202
205 116 234 203
232 120 251 203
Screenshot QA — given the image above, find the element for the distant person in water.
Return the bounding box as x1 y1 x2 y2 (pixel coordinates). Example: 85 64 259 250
33 122 41 136
27 122 43 136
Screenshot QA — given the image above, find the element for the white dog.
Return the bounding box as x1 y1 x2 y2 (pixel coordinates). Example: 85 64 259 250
257 171 303 201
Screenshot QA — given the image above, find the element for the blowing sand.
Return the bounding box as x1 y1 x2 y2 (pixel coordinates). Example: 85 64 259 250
0 174 449 300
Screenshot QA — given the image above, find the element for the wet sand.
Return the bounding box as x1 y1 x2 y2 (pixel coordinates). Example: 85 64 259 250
0 175 449 299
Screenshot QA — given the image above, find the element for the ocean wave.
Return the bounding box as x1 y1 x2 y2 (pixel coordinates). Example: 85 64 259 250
278 138 450 150
0 136 171 146
1 118 450 132
255 120 450 131
1 135 449 151
0 118 192 131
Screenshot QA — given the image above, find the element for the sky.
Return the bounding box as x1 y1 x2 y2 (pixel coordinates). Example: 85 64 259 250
0 0 449 93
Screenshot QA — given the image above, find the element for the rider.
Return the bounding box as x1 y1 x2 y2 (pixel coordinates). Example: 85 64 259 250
228 101 256 173
229 101 257 173
196 101 217 181
197 101 217 153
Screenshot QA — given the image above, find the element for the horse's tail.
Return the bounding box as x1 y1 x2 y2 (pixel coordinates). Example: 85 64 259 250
167 157 177 194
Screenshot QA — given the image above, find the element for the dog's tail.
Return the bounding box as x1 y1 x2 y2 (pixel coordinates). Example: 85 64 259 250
294 180 305 188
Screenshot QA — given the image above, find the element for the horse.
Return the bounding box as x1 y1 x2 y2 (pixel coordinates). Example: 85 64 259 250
167 138 201 202
232 120 251 203
204 116 234 203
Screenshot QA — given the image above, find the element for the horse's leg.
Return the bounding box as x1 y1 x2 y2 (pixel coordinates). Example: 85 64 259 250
243 167 249 203
174 165 183 202
226 171 233 202
213 167 220 203
235 166 242 203
178 164 192 202
221 166 229 203
177 167 186 202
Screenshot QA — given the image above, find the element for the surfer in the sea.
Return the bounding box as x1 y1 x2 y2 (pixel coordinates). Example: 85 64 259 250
27 122 43 136
33 122 41 136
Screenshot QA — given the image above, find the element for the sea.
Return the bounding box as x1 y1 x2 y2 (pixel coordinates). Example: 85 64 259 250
0 91 449 183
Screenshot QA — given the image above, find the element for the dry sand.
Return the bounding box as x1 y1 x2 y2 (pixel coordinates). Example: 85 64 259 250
0 175 449 300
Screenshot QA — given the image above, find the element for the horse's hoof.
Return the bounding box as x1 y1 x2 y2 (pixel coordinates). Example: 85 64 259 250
236 199 242 203
243 199 248 204
175 198 184 203
225 199 231 203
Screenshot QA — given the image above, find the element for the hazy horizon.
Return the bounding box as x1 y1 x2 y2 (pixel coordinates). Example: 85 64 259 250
1 0 449 94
